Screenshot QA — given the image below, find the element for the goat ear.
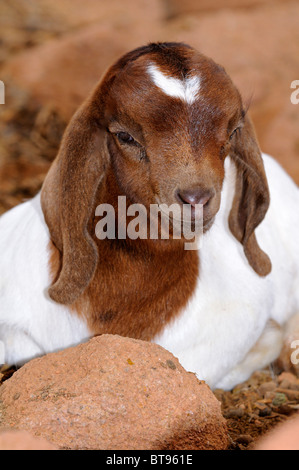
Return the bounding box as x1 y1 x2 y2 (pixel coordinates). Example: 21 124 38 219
41 101 109 305
228 115 272 276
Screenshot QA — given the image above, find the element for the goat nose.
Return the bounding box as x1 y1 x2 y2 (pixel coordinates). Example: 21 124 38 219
176 188 214 207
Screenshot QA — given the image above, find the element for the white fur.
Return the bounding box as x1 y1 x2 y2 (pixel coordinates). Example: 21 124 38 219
0 196 91 365
147 63 200 104
0 154 299 389
155 154 299 389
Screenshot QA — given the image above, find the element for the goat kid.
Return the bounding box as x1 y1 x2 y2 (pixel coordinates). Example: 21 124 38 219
1 43 299 390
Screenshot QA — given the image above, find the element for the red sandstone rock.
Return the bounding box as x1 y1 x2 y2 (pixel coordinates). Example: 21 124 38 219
255 414 299 450
1 0 163 121
0 430 57 450
164 0 285 17
0 335 228 450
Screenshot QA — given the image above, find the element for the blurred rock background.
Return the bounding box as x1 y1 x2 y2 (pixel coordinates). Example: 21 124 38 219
0 0 298 214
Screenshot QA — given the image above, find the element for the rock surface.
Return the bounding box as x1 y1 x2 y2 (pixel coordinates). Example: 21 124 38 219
164 0 287 17
1 0 164 121
254 414 299 450
0 334 228 450
0 429 57 450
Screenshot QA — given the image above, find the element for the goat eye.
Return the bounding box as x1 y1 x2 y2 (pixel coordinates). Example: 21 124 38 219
116 132 136 145
229 127 241 141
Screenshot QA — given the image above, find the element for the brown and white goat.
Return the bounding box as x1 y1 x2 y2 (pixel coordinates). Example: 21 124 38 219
1 42 299 389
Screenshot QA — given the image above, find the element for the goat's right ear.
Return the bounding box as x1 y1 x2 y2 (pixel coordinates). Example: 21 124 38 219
228 115 271 277
41 101 110 305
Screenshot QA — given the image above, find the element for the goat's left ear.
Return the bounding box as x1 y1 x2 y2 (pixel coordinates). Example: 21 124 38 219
228 115 272 276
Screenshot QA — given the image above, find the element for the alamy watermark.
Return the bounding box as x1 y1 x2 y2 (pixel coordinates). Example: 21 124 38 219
290 80 299 105
94 196 204 250
0 80 4 104
291 340 299 366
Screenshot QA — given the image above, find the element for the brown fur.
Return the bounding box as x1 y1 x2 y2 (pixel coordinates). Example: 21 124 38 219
44 42 271 339
49 168 200 339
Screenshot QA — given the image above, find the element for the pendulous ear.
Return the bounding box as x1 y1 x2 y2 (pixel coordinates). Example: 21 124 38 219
41 100 109 305
228 115 272 276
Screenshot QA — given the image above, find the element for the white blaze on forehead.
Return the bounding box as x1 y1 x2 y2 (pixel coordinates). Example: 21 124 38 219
147 63 200 105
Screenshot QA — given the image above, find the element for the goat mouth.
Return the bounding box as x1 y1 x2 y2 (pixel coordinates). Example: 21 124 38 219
152 196 216 238
186 215 215 231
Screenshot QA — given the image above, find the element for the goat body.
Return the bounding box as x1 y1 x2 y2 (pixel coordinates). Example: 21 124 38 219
1 43 299 390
